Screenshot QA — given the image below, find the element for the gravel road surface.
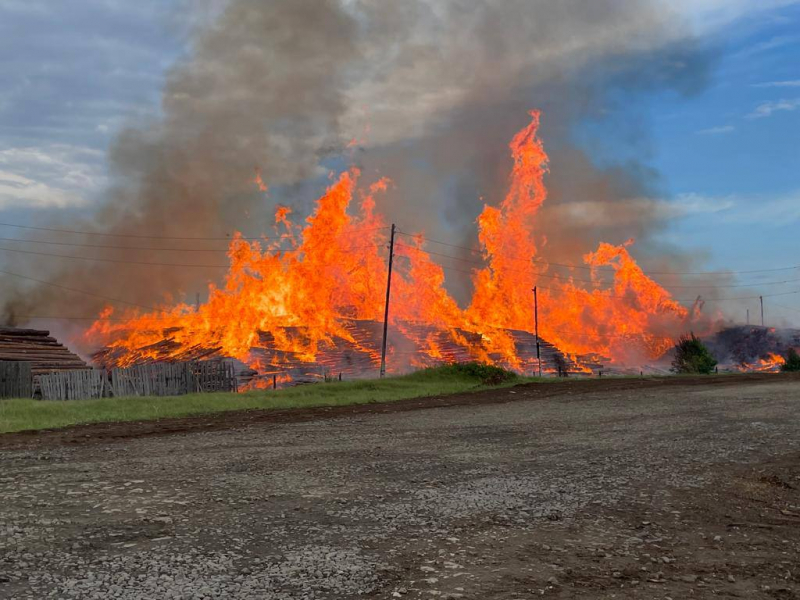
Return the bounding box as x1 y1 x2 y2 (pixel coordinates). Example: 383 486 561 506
2 375 799 599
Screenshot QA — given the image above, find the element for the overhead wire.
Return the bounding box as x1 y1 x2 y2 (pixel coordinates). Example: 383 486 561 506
0 243 385 268
0 269 158 312
393 242 800 290
0 221 388 241
417 260 800 303
770 303 800 314
0 236 232 252
395 230 800 277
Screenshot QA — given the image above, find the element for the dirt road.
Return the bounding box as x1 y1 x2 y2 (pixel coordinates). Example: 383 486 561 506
2 375 799 599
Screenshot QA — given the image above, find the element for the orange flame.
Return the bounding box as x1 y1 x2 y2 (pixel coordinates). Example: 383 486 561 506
253 168 269 193
87 110 698 377
737 352 786 373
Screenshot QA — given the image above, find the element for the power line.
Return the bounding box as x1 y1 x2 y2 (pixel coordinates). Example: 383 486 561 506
0 269 157 312
396 230 800 277
0 247 230 268
394 242 800 290
0 236 232 252
0 221 388 241
425 262 800 303
0 244 385 268
5 243 795 309
0 313 681 341
771 303 800 314
1 312 754 343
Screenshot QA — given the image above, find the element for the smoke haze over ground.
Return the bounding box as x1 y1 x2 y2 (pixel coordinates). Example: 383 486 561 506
2 0 719 333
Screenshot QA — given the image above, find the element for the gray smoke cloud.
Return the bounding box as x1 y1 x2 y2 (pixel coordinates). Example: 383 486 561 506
2 0 716 336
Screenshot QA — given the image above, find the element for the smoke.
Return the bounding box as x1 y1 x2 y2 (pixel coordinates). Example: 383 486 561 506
2 0 715 333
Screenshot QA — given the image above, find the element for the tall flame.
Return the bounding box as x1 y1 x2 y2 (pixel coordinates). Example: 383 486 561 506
87 110 694 374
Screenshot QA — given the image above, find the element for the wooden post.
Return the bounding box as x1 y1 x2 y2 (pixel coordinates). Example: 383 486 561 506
533 286 541 377
273 374 277 390
380 224 396 378
760 296 764 327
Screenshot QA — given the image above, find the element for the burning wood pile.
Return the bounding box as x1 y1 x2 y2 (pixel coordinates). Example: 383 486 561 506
83 112 702 384
92 319 597 386
0 327 88 375
703 326 800 372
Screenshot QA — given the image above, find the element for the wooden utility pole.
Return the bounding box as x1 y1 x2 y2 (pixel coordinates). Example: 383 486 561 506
746 308 749 325
533 286 542 377
760 296 764 327
380 224 396 378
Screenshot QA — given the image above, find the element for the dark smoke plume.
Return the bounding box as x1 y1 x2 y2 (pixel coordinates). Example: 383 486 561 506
2 0 716 339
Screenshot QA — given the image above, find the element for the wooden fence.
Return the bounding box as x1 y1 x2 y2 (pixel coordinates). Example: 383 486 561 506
0 361 32 399
193 360 238 393
36 360 238 401
39 369 110 401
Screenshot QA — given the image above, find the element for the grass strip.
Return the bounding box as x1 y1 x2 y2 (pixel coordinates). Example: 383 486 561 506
0 364 536 434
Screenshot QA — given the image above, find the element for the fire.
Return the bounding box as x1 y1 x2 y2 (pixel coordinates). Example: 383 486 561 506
87 110 698 378
253 168 269 193
465 111 687 364
739 352 786 373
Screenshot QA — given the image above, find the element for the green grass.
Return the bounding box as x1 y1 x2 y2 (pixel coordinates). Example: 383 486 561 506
0 364 536 435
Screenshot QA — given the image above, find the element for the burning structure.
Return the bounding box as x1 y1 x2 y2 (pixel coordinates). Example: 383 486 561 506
86 112 700 382
4 1 793 384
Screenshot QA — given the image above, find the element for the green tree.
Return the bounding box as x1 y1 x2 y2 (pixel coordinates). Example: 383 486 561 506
781 348 800 372
672 333 718 374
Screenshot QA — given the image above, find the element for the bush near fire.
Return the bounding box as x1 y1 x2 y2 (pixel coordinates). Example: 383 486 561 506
671 334 718 375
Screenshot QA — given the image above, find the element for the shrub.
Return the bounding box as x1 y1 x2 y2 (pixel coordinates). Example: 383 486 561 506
437 362 518 385
782 348 800 372
671 333 718 375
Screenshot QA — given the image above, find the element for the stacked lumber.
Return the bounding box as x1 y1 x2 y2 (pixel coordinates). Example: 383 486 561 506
92 319 598 386
0 327 88 375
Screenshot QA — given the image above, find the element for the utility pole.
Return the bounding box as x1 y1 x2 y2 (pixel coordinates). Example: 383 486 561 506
195 292 201 313
379 224 396 378
760 295 764 327
746 308 749 326
533 286 542 378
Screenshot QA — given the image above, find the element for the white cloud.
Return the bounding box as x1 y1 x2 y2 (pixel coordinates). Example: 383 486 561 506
542 194 735 228
747 98 800 118
753 79 800 87
667 0 800 33
675 191 800 226
671 193 736 216
0 145 106 210
696 125 735 135
728 192 800 225
731 35 799 60
0 170 85 209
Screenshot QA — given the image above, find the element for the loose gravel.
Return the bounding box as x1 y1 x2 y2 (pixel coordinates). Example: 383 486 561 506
1 378 799 598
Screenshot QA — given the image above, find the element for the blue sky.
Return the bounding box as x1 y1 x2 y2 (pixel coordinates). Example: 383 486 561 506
650 2 800 325
0 0 798 326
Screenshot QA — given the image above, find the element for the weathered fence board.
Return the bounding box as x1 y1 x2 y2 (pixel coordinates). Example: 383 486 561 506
33 360 238 401
111 360 237 398
38 369 110 401
0 361 33 399
193 360 238 393
111 362 191 397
